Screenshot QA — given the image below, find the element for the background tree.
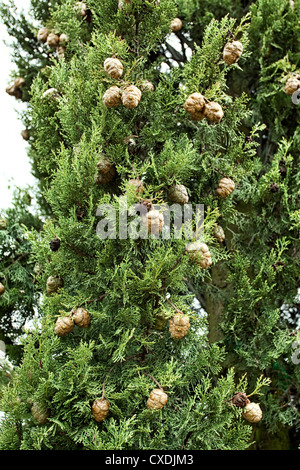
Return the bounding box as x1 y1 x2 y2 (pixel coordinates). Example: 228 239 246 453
0 187 43 366
0 0 299 451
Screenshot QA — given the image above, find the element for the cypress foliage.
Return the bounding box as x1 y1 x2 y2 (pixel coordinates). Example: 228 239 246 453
0 0 299 451
0 188 43 366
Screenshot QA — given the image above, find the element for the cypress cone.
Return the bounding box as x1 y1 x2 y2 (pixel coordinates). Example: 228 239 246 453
72 307 91 328
213 225 225 243
270 182 279 193
122 85 142 109
74 2 88 18
184 92 206 121
284 76 300 95
104 57 123 79
223 40 243 65
59 33 69 46
231 392 250 408
0 219 7 230
46 276 64 295
170 18 182 32
49 237 60 252
142 208 164 235
54 316 74 336
0 283 5 296
243 402 263 423
94 157 116 184
216 177 235 198
140 80 154 92
185 241 212 269
31 402 50 424
102 86 122 108
169 313 190 339
56 46 66 59
167 184 189 205
21 129 30 141
92 399 110 422
147 389 168 410
6 77 25 99
37 27 49 43
46 33 60 48
204 101 224 123
126 178 144 196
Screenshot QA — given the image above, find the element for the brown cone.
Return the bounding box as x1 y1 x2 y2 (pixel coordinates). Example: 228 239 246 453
49 237 60 252
167 184 189 205
169 313 190 339
243 402 262 423
126 179 144 196
185 241 212 269
216 177 235 198
31 402 50 424
231 392 250 408
223 41 243 65
184 93 206 121
0 283 5 296
204 101 224 123
72 307 91 328
147 389 168 410
94 158 116 184
102 86 122 108
92 399 110 422
37 27 49 43
46 275 64 295
142 209 164 236
46 33 60 48
54 316 74 336
104 57 123 79
170 18 183 32
21 129 30 141
284 77 300 96
213 225 225 243
122 85 142 109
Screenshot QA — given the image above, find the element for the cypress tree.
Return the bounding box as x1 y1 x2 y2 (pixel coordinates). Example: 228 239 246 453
0 0 299 451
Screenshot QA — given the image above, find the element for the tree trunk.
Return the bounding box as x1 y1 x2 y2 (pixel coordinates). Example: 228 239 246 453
205 262 230 344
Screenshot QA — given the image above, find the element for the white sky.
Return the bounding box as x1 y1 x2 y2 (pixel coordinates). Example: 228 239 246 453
0 0 36 211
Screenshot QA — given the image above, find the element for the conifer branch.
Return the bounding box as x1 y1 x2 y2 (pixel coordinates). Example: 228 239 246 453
80 293 108 306
65 242 96 259
15 422 22 444
143 372 164 391
3 254 28 271
101 353 143 399
159 250 187 293
0 363 13 381
247 375 272 398
165 297 182 314
210 165 229 178
134 11 140 57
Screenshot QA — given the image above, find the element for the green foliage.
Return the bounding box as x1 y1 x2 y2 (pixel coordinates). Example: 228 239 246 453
0 188 43 364
0 0 299 452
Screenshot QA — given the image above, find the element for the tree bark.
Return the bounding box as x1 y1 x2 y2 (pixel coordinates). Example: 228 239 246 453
205 262 230 344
